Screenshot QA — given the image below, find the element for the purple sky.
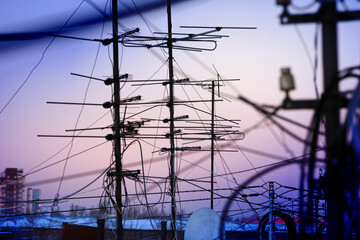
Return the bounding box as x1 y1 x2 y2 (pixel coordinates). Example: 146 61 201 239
0 0 359 216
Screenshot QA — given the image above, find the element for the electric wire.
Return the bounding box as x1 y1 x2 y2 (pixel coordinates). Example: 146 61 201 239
125 59 169 98
147 88 167 177
294 24 314 71
265 119 296 158
53 1 109 210
130 0 168 58
26 110 110 177
0 1 87 117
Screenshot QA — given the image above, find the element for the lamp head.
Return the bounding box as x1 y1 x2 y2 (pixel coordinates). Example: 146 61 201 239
280 67 295 93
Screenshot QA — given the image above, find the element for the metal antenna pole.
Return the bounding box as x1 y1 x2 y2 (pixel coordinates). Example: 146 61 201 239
167 0 177 238
111 0 123 239
210 79 215 210
268 181 275 240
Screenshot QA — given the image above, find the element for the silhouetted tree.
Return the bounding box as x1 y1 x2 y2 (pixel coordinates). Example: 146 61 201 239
87 202 107 218
69 204 86 217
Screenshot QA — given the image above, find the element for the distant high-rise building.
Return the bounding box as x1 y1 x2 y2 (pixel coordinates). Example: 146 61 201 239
32 189 41 213
26 187 33 214
0 168 27 215
27 188 41 214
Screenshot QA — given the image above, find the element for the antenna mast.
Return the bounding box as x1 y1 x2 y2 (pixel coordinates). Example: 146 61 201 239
210 78 216 210
167 0 177 238
111 0 124 239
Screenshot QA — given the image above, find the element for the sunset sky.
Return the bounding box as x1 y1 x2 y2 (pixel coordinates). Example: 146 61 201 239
0 0 359 217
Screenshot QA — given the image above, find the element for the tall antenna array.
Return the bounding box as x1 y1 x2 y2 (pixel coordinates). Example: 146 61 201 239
38 0 255 239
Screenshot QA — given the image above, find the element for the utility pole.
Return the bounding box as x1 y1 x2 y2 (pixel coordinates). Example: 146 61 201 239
111 0 123 239
167 0 177 238
320 3 341 239
277 0 360 239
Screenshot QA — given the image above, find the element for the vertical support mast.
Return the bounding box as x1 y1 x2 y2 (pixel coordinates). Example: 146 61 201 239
210 79 215 210
166 0 177 239
268 181 275 240
111 0 123 239
321 2 341 239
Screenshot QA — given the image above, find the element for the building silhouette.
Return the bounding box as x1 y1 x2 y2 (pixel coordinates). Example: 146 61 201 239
0 168 41 215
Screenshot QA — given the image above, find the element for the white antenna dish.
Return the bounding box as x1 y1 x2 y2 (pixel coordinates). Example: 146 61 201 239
184 207 224 240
